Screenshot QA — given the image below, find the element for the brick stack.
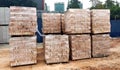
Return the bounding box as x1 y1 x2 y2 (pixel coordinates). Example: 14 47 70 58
10 36 37 66
91 10 110 34
42 13 61 34
9 7 37 35
9 6 37 66
42 13 69 64
64 9 91 60
91 9 111 57
44 35 69 64
64 9 91 34
70 35 91 60
43 9 111 64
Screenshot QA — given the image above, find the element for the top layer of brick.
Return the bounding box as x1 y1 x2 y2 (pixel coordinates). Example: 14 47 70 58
91 9 110 34
42 13 61 34
9 6 37 36
64 9 91 34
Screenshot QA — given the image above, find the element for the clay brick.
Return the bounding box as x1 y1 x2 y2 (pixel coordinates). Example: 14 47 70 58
10 36 37 66
64 9 91 34
91 9 110 34
70 35 91 60
44 35 69 64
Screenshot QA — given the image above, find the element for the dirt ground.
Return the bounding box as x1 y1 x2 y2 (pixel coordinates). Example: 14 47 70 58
0 43 120 70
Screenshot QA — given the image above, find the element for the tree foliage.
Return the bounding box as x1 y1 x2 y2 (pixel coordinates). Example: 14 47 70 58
105 0 115 8
90 0 120 20
0 0 37 7
67 0 80 9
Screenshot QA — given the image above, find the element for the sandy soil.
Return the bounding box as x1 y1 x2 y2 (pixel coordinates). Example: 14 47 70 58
0 43 120 70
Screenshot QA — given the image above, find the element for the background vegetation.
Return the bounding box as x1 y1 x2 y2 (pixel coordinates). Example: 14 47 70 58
0 0 36 7
68 0 120 20
90 0 120 20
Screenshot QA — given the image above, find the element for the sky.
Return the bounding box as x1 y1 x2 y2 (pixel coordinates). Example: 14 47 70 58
45 0 120 11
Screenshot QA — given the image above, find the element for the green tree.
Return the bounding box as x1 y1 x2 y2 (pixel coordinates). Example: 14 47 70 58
110 5 120 20
90 0 103 7
67 0 80 9
104 0 115 8
90 2 105 9
0 0 37 7
90 0 120 20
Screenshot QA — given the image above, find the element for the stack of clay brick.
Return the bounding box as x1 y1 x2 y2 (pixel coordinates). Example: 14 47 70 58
66 9 111 58
42 13 69 64
42 13 61 34
64 9 92 60
9 6 37 66
42 9 111 64
42 10 91 63
91 9 111 57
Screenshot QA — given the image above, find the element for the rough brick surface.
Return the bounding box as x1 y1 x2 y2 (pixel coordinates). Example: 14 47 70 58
42 13 61 34
44 35 69 64
70 35 91 60
9 6 37 35
64 9 91 34
61 14 65 32
10 36 37 66
92 34 111 57
91 9 110 34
